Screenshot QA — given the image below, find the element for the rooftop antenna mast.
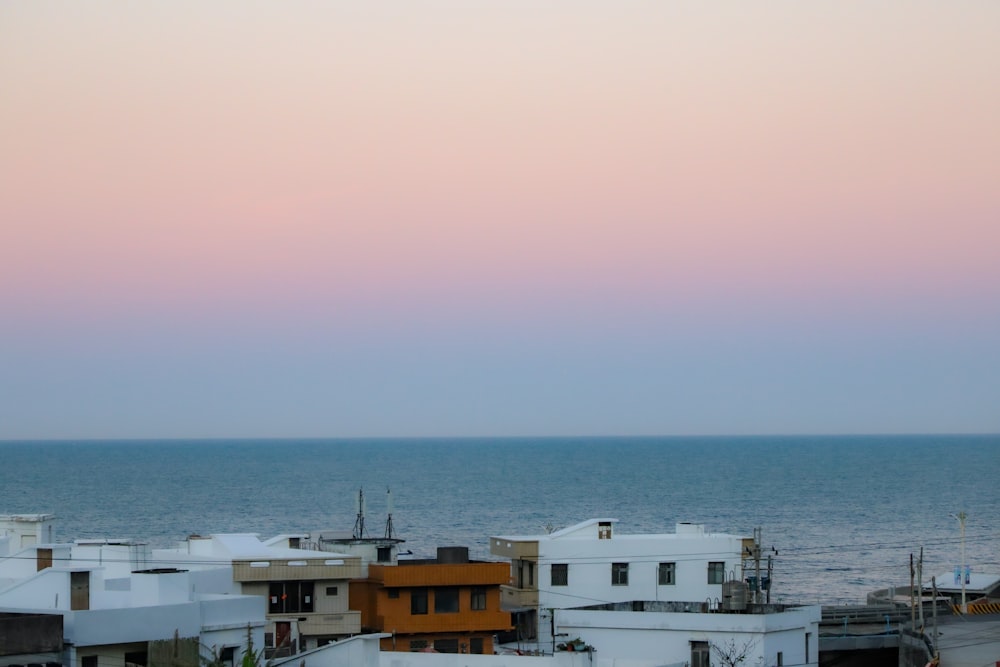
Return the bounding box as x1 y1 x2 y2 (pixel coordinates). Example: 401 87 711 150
353 487 367 539
384 488 395 539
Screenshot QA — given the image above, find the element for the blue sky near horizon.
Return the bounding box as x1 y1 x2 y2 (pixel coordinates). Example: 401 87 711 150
1 2 998 439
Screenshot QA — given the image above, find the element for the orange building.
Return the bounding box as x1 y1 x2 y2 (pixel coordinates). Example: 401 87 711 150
349 546 512 654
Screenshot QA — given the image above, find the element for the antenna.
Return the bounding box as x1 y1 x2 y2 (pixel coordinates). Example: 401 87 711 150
384 488 395 539
352 488 366 539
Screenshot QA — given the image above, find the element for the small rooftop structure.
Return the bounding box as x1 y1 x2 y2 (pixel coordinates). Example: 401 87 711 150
0 514 56 550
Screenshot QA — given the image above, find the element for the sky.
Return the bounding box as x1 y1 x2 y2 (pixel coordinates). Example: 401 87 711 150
1 2 998 439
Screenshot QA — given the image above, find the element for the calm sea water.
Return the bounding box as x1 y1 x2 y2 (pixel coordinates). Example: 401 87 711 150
1 435 997 605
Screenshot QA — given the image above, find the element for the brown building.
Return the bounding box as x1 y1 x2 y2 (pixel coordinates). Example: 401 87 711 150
349 547 512 654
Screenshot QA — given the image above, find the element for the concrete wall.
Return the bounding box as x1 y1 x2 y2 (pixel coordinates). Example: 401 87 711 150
0 612 63 656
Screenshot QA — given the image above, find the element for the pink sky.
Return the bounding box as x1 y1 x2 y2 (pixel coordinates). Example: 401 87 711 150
1 2 998 437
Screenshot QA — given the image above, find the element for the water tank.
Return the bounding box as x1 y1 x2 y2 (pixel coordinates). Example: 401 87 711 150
722 580 748 611
436 546 470 564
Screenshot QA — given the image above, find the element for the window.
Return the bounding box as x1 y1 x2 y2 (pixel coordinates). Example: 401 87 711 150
708 561 725 584
411 588 428 615
598 521 612 539
409 640 427 652
551 563 568 586
388 588 400 599
124 650 148 667
325 586 338 596
82 657 98 667
470 637 484 654
377 546 392 562
691 641 709 667
658 562 676 585
611 562 629 585
470 586 487 610
776 651 783 666
434 638 459 653
805 633 811 661
269 581 314 613
434 588 459 613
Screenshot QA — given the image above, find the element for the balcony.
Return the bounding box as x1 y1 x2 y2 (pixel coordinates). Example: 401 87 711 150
267 610 361 636
500 584 538 609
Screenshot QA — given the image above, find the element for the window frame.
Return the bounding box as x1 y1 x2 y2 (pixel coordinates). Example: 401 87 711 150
551 563 568 586
410 588 428 615
434 587 460 614
611 562 629 586
470 586 487 610
707 561 725 585
658 561 676 585
269 581 315 613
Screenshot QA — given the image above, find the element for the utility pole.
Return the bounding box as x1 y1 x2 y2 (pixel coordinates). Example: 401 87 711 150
956 511 967 614
754 527 762 605
931 576 939 660
917 547 924 630
909 553 915 627
766 555 773 604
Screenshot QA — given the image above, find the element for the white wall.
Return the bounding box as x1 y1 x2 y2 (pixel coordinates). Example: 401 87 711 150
270 634 386 667
73 603 203 644
0 544 73 581
536 533 745 608
72 542 152 578
555 605 820 667
0 568 81 610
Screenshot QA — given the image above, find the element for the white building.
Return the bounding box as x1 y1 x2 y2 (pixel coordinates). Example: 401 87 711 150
490 519 752 651
154 533 364 655
0 555 265 667
556 600 820 667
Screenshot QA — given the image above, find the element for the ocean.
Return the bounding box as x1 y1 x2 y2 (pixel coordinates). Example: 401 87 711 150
1 435 997 605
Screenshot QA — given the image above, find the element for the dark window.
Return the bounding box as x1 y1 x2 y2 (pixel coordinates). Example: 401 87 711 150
124 651 147 667
658 562 676 585
411 588 428 615
611 562 629 585
470 586 487 610
325 586 338 596
388 588 399 599
288 537 300 548
434 588 459 613
470 637 484 654
708 561 725 584
82 657 98 667
434 638 459 653
409 640 427 652
777 652 783 666
269 581 315 613
219 647 236 667
551 563 568 586
377 546 392 562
